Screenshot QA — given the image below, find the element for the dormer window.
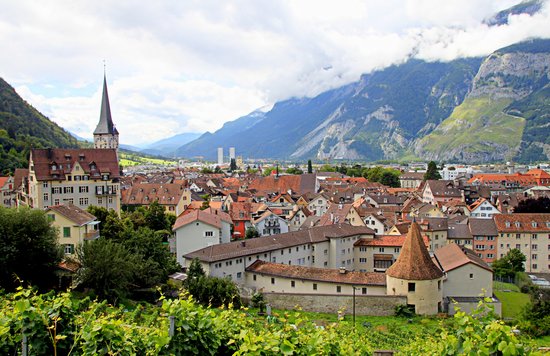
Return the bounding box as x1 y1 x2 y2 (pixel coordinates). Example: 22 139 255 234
531 222 537 228
51 164 57 171
90 163 97 171
515 222 521 228
505 221 510 228
79 154 85 161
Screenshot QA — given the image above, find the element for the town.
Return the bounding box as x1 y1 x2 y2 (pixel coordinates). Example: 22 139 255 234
2 75 549 320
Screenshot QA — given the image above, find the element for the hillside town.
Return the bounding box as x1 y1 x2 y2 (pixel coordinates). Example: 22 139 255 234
1 75 549 318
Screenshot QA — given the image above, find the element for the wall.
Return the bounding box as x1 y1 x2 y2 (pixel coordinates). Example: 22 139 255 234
444 264 493 298
263 293 406 316
175 221 221 266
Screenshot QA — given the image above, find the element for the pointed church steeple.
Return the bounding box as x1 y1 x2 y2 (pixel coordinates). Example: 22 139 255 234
94 72 119 151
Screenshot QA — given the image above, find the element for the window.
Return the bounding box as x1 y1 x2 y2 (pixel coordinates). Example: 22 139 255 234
378 247 385 252
532 264 538 269
63 187 73 194
205 231 214 237
516 234 521 239
43 193 49 201
408 283 415 292
52 187 62 194
532 234 538 239
324 249 328 255
253 274 256 281
271 277 275 285
63 227 71 238
291 281 295 288
47 214 55 221
237 272 242 279
469 273 474 279
360 247 367 252
313 283 317 290
54 199 60 205
359 258 367 263
362 287 367 295
532 254 537 260
394 248 400 253
63 244 74 254
79 197 89 205
438 281 441 290
336 286 341 293
79 186 89 193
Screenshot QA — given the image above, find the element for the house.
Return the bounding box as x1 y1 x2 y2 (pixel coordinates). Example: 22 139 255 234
468 198 500 219
525 169 550 186
28 148 121 213
46 204 100 255
253 210 290 236
494 213 550 273
421 180 463 205
354 233 430 272
229 202 265 239
420 217 448 252
246 260 387 296
386 222 444 315
121 183 191 215
447 220 473 248
362 213 386 236
172 208 233 266
287 206 311 232
318 203 365 226
468 218 498 264
182 224 376 283
434 243 500 315
307 192 331 216
399 172 424 189
0 176 15 207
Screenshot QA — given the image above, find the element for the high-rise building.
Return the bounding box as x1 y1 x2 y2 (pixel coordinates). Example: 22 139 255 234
229 147 236 160
217 147 223 166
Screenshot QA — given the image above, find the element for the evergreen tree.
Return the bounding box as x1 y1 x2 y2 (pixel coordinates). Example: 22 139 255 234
307 160 313 174
230 158 237 172
424 161 442 181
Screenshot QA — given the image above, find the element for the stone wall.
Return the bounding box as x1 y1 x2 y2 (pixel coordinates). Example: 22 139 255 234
263 292 407 316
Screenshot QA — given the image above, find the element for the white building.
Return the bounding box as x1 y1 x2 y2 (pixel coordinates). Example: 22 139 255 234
229 147 235 160
217 147 223 166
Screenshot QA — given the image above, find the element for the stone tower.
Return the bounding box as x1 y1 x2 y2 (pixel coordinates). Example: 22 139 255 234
386 221 444 315
93 74 119 151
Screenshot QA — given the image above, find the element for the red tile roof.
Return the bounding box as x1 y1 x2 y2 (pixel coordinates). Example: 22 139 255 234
122 183 188 206
386 222 443 280
246 260 386 286
354 234 430 247
494 213 550 232
434 243 492 273
30 149 120 181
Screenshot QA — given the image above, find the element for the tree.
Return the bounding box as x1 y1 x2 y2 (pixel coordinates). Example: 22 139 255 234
145 200 168 231
230 158 237 172
76 239 137 303
285 167 303 175
214 166 223 174
307 160 312 174
0 207 62 291
492 248 526 279
424 161 442 181
380 170 400 187
245 226 260 239
514 197 550 213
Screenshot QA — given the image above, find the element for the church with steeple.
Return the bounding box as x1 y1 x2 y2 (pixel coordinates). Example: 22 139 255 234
93 74 119 152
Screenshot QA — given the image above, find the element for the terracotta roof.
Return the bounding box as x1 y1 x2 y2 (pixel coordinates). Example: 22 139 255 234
46 204 97 226
386 222 443 280
122 183 188 206
248 174 316 195
494 213 550 232
0 176 8 188
434 243 492 273
467 173 537 187
354 234 429 247
13 168 29 189
30 148 120 181
184 224 375 263
172 208 231 231
246 260 386 286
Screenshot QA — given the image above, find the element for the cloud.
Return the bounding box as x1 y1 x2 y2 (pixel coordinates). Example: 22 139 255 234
1 0 549 146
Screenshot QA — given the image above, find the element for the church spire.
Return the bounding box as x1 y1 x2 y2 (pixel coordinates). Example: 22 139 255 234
93 71 119 151
94 74 118 135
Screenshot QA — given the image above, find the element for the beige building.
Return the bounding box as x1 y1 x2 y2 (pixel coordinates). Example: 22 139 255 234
46 204 99 255
0 176 15 207
28 148 121 213
386 222 444 315
434 243 500 316
494 214 550 273
246 260 387 296
122 183 191 215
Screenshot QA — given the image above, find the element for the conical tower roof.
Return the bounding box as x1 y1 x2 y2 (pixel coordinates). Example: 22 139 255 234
386 221 443 280
94 75 118 135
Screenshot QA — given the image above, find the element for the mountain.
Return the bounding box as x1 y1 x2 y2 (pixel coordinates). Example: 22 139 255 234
484 0 542 26
176 38 550 164
0 78 79 174
141 132 202 156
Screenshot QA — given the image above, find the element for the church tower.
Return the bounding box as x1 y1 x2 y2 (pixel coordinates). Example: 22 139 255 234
93 74 119 151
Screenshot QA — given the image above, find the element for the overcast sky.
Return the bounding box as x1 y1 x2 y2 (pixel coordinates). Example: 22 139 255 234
1 0 549 146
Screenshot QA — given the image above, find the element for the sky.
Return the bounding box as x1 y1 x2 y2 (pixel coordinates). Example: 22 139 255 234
1 0 550 146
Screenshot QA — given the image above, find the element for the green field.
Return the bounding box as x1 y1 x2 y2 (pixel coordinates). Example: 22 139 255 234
493 281 531 319
119 152 177 167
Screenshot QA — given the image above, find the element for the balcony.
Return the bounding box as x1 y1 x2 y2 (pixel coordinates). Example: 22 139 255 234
84 230 100 240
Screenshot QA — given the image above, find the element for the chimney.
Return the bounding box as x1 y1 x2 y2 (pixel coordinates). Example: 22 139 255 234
330 212 334 223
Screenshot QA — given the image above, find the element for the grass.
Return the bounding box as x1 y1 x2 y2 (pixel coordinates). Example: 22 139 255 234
493 281 531 319
419 96 525 157
119 152 177 167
